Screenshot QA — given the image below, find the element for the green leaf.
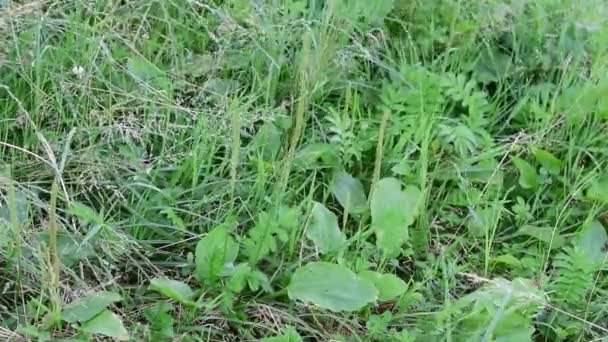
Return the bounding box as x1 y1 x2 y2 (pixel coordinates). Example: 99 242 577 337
79 310 129 341
144 302 174 340
288 262 378 312
473 47 512 84
492 254 522 269
195 222 239 284
250 123 282 161
585 175 608 203
516 225 565 249
331 172 368 214
203 78 240 96
68 202 104 226
244 207 299 265
306 202 346 254
512 157 539 189
294 143 340 170
533 149 562 175
227 263 252 293
34 232 94 267
179 54 214 77
149 278 195 306
466 207 496 238
62 292 122 323
371 178 422 256
260 326 303 342
127 56 170 90
359 270 407 301
334 0 394 29
575 220 608 265
247 268 272 293
493 312 535 342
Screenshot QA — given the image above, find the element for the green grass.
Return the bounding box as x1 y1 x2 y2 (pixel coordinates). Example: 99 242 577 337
2 0 608 340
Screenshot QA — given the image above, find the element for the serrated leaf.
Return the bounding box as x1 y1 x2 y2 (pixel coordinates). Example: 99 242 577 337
195 222 239 284
294 143 340 170
575 220 608 265
68 202 104 226
371 178 422 256
244 206 299 265
227 263 252 293
516 225 565 249
288 262 378 312
359 270 407 301
79 310 129 340
331 172 368 214
512 157 539 189
306 202 346 254
533 149 562 175
144 302 175 339
585 175 608 203
62 292 122 323
149 278 195 306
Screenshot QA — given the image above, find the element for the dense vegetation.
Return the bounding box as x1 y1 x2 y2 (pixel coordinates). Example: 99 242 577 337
1 0 608 340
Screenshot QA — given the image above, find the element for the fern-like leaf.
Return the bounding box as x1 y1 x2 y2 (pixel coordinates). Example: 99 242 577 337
549 246 595 308
243 206 299 265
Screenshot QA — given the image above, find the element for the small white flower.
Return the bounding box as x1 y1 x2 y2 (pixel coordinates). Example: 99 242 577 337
71 65 85 78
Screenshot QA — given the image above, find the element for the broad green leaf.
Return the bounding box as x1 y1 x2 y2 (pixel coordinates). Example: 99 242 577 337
533 149 562 175
288 262 377 312
516 225 565 249
492 254 522 269
585 175 608 203
371 178 422 256
260 326 303 342
179 53 214 77
473 47 512 84
359 270 407 301
306 202 346 254
35 232 94 267
79 310 129 340
203 78 240 96
512 157 539 189
251 123 282 161
0 189 28 224
467 207 495 238
127 56 170 90
493 312 535 342
149 278 195 306
195 222 239 283
575 220 608 265
331 172 368 214
62 292 122 323
458 277 546 313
